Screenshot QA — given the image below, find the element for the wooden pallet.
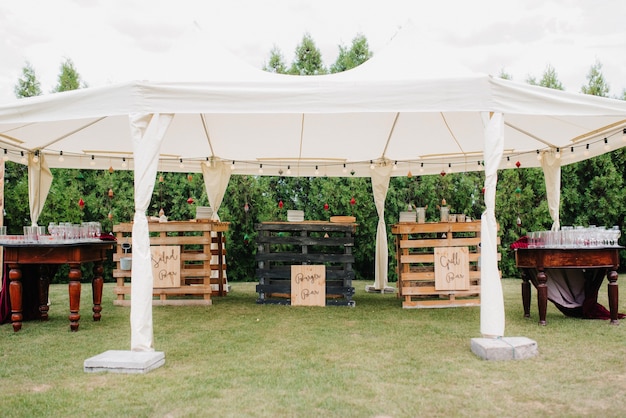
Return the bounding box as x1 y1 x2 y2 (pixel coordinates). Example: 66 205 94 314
392 221 500 309
255 221 356 306
112 220 229 306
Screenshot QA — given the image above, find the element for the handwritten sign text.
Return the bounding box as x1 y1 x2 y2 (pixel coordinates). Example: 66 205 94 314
151 245 181 288
434 246 470 291
291 265 326 306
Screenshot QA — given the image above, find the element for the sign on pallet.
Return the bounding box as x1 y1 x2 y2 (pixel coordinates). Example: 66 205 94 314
434 246 470 291
291 265 326 306
151 245 181 288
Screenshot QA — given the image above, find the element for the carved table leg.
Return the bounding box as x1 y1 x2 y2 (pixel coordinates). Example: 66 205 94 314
607 269 619 325
536 268 548 326
68 263 82 331
521 269 531 318
8 263 23 332
38 265 52 321
92 261 104 321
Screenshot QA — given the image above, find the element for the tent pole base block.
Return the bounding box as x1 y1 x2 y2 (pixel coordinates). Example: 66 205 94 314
470 337 538 361
84 350 165 374
365 285 395 294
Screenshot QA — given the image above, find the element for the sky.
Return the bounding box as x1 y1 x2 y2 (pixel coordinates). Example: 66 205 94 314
1 0 625 102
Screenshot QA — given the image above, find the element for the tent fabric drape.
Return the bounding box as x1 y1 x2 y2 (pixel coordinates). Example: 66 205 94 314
201 161 231 285
27 153 53 227
129 112 173 352
480 112 505 338
368 163 393 292
201 161 231 220
540 152 562 231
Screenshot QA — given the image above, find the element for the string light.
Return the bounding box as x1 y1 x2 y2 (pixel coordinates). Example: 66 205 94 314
604 137 610 151
20 151 26 164
314 165 319 175
342 163 347 174
121 157 127 168
370 160 375 170
32 151 39 163
419 162 424 173
555 148 560 159
2 149 8 162
258 164 263 174
58 151 64 162
392 161 398 171
230 160 235 170
536 150 542 161
584 144 590 157
446 163 452 173
506 156 511 167
90 155 96 166
287 165 291 175
622 128 626 142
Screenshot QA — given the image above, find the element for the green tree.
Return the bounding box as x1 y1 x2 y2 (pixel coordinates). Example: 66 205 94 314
497 68 512 80
14 61 42 98
288 33 327 75
527 64 564 90
330 34 372 73
263 46 288 74
581 60 609 97
52 58 87 92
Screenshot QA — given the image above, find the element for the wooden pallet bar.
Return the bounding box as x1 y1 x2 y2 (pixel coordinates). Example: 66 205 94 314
391 221 500 309
255 221 356 306
112 220 229 306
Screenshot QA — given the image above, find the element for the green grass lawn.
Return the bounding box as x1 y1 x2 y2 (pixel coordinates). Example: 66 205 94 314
1 277 625 418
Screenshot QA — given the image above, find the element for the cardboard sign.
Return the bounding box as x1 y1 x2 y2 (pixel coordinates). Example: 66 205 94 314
434 246 470 291
151 246 181 288
291 265 326 306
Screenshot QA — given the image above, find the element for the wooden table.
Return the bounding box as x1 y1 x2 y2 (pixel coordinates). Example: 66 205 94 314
515 247 620 325
3 240 113 332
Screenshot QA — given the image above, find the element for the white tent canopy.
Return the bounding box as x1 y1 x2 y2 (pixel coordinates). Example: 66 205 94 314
1 31 625 349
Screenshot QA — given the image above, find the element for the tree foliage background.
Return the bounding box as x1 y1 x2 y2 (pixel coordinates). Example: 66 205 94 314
7 36 626 284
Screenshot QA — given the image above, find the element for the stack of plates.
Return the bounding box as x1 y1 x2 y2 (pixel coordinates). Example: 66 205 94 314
399 211 417 223
287 210 304 222
196 206 214 220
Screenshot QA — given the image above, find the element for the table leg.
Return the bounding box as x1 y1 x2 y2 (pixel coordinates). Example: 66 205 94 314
521 269 531 318
537 268 548 326
607 269 619 325
38 265 51 321
92 261 104 321
68 262 82 331
8 263 23 332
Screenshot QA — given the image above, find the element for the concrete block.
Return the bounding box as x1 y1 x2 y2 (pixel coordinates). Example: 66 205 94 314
84 350 165 374
470 337 538 361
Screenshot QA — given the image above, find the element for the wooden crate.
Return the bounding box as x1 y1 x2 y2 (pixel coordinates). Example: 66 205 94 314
391 221 500 309
112 220 229 306
255 221 356 306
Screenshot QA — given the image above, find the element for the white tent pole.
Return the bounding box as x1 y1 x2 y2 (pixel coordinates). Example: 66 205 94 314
540 151 562 231
129 112 173 352
480 112 505 338
27 153 53 227
368 163 393 292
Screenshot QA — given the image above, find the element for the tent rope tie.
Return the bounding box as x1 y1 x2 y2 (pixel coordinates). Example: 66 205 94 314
497 336 517 359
